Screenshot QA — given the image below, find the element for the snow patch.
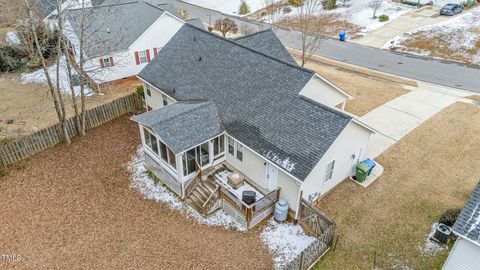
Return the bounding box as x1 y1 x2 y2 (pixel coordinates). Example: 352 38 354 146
266 0 413 36
183 0 270 16
385 7 480 64
5 31 20 45
261 218 316 269
265 150 296 172
418 223 448 256
128 147 246 231
21 56 94 96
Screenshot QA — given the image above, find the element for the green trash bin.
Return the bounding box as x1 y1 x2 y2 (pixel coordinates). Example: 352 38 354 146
355 162 370 183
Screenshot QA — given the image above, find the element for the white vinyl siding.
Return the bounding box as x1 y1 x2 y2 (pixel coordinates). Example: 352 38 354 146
443 238 480 270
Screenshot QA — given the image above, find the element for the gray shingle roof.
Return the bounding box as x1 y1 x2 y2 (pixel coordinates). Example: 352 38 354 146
186 18 206 30
65 1 172 57
234 29 297 65
138 24 352 180
131 101 224 154
453 181 480 246
35 0 65 17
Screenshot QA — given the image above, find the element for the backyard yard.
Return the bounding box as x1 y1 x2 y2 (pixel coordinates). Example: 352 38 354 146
0 115 273 269
315 102 480 269
0 73 138 142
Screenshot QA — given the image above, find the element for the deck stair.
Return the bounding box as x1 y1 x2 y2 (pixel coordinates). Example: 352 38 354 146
185 178 220 216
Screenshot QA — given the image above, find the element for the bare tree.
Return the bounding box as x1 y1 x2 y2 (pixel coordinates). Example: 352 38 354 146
368 0 383 19
214 18 238 38
24 0 71 144
263 0 285 33
297 0 325 67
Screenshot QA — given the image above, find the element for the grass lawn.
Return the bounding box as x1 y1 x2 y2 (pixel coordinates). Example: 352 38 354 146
0 73 139 141
314 102 480 269
0 115 273 269
302 60 410 116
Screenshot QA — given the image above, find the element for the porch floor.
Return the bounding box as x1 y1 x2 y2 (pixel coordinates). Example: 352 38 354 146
213 170 265 201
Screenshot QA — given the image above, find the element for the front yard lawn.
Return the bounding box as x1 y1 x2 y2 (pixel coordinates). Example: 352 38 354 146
0 115 273 269
315 102 480 269
302 60 410 116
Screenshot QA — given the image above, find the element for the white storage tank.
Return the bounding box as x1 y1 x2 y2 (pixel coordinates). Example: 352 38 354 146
274 199 288 222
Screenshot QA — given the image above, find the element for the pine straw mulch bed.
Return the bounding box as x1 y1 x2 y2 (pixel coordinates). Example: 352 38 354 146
0 115 273 270
314 102 480 269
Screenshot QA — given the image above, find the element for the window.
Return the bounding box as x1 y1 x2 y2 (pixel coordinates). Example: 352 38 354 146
146 85 151 96
103 57 113 67
143 128 158 156
325 160 335 182
138 50 147 64
236 143 243 162
228 137 234 156
162 93 168 106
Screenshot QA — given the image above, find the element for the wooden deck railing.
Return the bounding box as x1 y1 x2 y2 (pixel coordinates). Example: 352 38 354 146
217 180 280 229
183 162 202 199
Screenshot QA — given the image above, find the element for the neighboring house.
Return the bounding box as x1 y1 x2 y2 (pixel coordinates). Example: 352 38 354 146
131 25 375 229
35 0 93 22
63 1 189 86
443 181 480 270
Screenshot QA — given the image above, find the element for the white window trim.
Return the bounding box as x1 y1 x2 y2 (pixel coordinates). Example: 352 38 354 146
324 160 335 183
103 57 112 67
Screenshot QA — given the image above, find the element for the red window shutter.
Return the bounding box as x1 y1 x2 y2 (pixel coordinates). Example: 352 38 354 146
99 58 104 68
134 51 140 65
109 57 114 66
153 48 158 57
146 49 151 62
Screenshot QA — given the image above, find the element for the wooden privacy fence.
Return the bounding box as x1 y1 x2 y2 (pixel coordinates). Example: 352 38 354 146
283 200 336 270
0 93 143 169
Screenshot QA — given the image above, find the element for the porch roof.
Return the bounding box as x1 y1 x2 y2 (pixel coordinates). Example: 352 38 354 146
131 101 224 154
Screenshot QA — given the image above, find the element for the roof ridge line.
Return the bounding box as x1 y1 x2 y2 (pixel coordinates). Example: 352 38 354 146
183 24 314 75
298 95 352 120
232 28 273 40
157 101 212 123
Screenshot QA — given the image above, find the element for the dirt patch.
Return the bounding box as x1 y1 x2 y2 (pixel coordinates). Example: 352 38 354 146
280 14 364 39
468 95 480 101
0 115 273 269
301 59 410 116
314 102 480 269
0 73 139 140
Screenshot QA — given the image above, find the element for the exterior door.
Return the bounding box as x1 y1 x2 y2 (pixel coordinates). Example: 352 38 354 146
265 163 279 191
351 147 365 175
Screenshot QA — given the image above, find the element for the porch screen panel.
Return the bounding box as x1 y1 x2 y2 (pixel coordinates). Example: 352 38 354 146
167 148 176 169
183 148 196 176
144 128 151 147
160 142 168 163
150 133 158 155
200 142 209 167
219 135 225 153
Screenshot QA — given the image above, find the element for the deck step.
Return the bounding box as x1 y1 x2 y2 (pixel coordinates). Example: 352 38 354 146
185 179 220 216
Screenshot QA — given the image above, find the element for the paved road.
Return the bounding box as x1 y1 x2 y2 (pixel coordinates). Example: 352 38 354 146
158 0 480 93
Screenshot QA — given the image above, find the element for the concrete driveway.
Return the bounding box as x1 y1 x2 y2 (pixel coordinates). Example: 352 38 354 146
362 82 475 158
354 5 450 48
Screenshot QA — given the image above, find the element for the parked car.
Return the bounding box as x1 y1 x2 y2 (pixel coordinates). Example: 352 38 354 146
440 3 463 16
